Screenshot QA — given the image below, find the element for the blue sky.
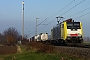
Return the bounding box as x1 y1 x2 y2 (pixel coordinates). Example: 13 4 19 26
0 0 90 37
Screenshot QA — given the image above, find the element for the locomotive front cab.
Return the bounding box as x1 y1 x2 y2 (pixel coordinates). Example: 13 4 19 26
66 21 83 43
62 19 83 43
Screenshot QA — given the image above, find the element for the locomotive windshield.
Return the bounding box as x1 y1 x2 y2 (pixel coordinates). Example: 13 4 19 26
67 22 80 29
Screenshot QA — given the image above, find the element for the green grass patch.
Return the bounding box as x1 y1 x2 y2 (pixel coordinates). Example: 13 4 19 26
0 51 60 60
0 50 86 60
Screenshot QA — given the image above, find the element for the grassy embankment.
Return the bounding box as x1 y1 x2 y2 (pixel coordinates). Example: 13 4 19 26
0 42 86 60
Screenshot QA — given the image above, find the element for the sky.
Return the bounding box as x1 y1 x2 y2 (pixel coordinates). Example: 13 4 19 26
0 0 90 38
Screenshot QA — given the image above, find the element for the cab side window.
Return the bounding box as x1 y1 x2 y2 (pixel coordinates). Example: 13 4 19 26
62 24 64 28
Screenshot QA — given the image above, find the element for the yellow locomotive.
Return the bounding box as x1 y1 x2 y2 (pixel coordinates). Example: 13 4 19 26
51 18 83 44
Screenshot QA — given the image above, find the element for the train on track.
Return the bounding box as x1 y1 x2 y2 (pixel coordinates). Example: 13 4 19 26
30 18 83 45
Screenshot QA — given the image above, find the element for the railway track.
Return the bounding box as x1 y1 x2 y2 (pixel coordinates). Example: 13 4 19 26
65 43 90 48
54 45 90 59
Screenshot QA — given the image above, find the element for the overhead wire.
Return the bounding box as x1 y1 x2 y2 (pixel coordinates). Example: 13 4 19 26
74 12 90 20
50 0 75 18
37 18 47 26
64 7 90 19
45 0 85 26
46 19 56 26
60 0 85 16
35 0 76 34
38 19 56 32
37 0 75 26
39 0 86 33
38 0 75 27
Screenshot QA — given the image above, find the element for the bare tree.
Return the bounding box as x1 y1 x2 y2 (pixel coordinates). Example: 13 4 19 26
3 27 20 45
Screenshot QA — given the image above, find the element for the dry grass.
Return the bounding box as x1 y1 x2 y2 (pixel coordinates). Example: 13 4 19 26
26 41 54 53
0 46 17 54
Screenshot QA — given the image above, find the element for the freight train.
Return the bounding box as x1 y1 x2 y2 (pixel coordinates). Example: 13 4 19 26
35 33 48 41
30 33 49 42
30 18 83 45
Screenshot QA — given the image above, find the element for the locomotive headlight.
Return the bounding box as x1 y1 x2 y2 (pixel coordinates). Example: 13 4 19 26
67 34 71 36
78 33 81 36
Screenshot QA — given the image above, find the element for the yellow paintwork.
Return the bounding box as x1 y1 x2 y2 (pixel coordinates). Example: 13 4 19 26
80 22 83 37
63 22 67 40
